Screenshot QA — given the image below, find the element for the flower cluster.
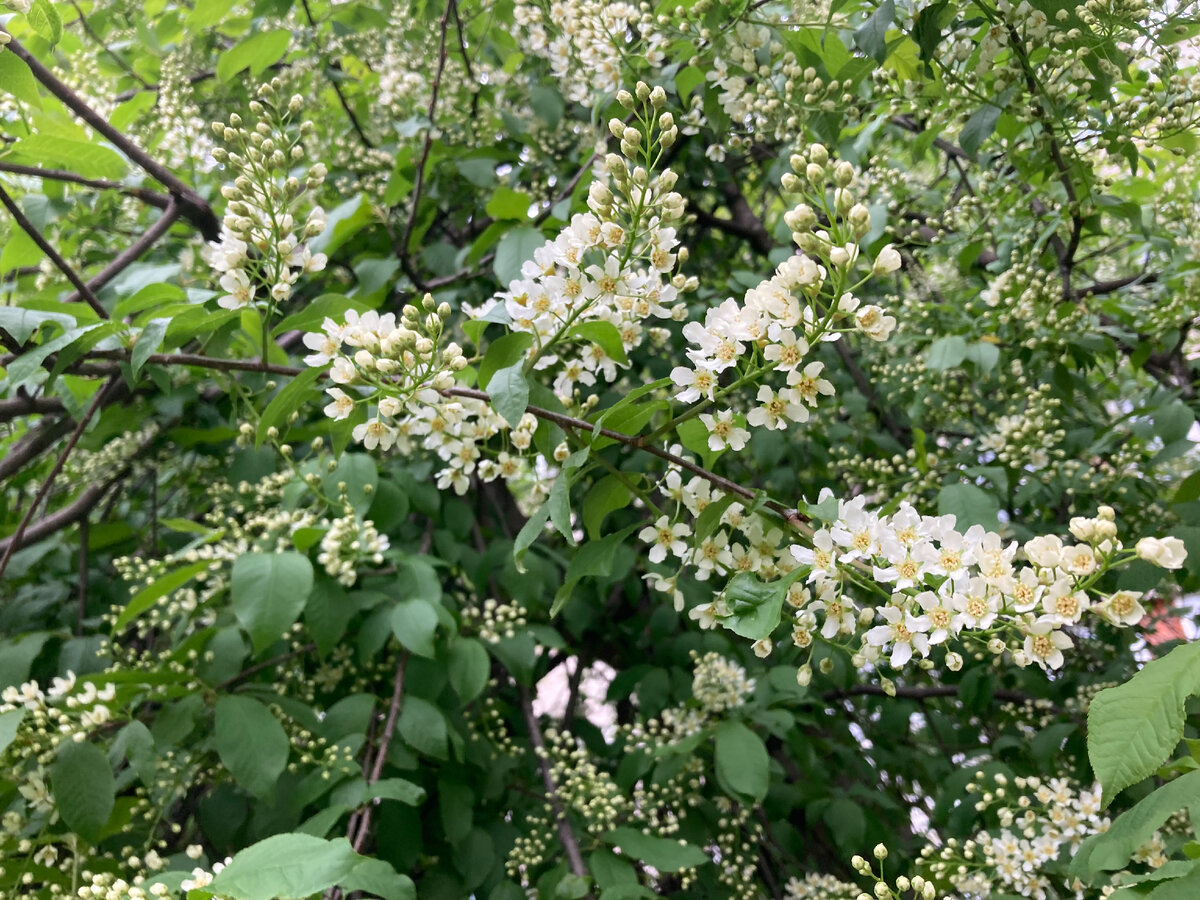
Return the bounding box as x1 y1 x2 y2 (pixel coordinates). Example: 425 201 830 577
921 772 1173 899
204 79 328 314
644 470 1186 678
472 83 692 404
316 513 389 586
513 1 668 103
670 145 899 450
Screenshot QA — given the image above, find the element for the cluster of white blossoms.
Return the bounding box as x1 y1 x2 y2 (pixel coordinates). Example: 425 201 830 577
316 513 389 586
512 0 668 103
669 145 899 450
643 470 1186 676
204 79 328 314
469 84 693 404
1 672 118 738
627 651 755 746
922 773 1170 899
782 872 861 900
313 85 692 495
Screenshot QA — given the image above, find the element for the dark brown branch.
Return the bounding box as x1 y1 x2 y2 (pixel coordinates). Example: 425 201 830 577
0 472 124 557
0 184 109 318
0 396 66 421
1070 271 1159 300
822 684 1036 705
0 378 115 581
0 417 75 482
353 652 408 852
520 686 590 884
1 32 220 241
0 162 172 209
298 0 373 148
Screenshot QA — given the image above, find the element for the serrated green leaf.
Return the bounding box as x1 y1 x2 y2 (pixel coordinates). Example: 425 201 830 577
479 331 533 389
391 598 438 658
1088 643 1200 806
29 0 63 45
257 367 322 446
1072 769 1200 879
0 51 42 108
448 638 490 704
8 134 127 179
570 320 628 366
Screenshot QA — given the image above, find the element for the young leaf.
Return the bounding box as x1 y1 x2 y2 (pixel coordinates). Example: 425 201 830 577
447 638 490 704
257 367 323 446
488 362 530 430
216 29 292 82
28 0 63 46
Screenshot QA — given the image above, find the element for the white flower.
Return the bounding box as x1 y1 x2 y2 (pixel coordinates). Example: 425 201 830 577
1135 536 1187 570
217 269 255 310
1022 621 1073 670
865 605 931 667
699 410 749 452
747 385 806 430
787 361 834 406
872 244 902 275
670 365 717 402
353 418 397 451
1093 590 1145 627
323 388 355 421
639 516 691 564
854 305 897 341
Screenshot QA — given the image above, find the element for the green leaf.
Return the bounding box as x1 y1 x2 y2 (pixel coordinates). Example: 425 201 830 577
959 104 1002 157
489 362 529 430
1088 643 1200 806
714 721 769 803
582 474 632 541
398 695 448 759
256 367 322 445
186 0 236 28
391 599 439 658
214 695 290 800
493 225 544 285
570 320 629 365
925 335 968 370
28 0 63 45
675 65 706 98
208 834 359 900
448 638 490 704
552 524 641 616
937 483 1000 531
321 453 378 517
0 708 25 755
131 318 170 379
1155 402 1195 444
340 858 416 900
51 740 114 845
272 293 373 336
371 778 426 806
479 331 534 389
439 777 474 842
486 186 532 220
722 571 803 641
0 51 42 108
116 559 215 630
217 29 292 82
854 0 895 63
964 341 1000 372
529 85 564 127
0 306 75 343
1073 770 1200 879
231 552 315 653
304 579 355 658
604 827 709 872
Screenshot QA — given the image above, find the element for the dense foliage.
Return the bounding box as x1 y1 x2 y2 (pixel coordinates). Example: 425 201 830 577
1 1 1199 899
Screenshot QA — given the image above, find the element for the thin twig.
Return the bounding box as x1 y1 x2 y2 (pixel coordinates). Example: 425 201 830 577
215 644 318 692
64 201 181 305
396 0 455 288
354 653 408 851
0 162 172 209
520 686 591 883
0 184 109 318
76 518 89 636
0 378 114 582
